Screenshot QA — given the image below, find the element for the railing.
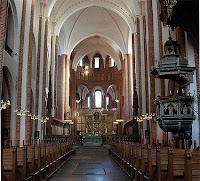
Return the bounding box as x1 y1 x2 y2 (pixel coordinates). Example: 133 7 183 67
102 135 140 145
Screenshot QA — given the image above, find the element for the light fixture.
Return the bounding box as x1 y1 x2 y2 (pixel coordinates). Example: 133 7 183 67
85 70 89 75
32 115 38 120
76 100 81 103
115 99 119 103
135 113 155 122
15 109 29 117
0 100 11 110
116 119 123 123
113 121 119 125
40 116 49 123
65 119 73 123
28 113 39 120
69 122 74 125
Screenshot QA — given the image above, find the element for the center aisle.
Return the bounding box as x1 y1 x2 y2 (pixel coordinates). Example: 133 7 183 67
49 145 131 181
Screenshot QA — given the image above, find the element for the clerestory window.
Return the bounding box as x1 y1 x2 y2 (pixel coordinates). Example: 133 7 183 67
94 57 100 68
95 91 102 108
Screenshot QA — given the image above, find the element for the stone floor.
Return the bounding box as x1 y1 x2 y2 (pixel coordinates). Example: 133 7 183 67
49 145 131 181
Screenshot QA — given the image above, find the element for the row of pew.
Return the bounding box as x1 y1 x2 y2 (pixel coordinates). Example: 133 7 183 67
109 140 200 181
2 140 75 181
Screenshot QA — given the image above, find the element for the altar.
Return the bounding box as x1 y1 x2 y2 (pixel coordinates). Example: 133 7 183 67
76 109 117 136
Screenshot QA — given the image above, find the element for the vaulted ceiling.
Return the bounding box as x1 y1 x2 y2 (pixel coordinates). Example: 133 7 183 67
44 0 142 69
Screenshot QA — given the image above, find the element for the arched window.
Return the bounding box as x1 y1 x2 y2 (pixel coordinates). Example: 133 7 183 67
79 58 84 67
88 96 90 108
78 72 81 79
106 96 109 109
95 91 102 108
5 5 14 56
94 57 100 68
110 58 115 67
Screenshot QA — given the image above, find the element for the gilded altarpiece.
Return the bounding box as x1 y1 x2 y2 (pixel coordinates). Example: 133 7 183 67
77 110 116 135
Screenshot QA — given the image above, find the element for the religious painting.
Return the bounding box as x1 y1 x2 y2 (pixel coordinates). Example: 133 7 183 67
94 112 99 120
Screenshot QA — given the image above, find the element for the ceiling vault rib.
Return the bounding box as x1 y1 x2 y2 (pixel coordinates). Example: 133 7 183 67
66 8 87 54
104 8 127 52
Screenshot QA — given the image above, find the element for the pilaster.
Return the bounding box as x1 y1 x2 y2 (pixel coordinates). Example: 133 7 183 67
16 0 27 143
57 55 66 121
70 69 77 136
25 0 35 144
0 0 8 97
147 0 156 143
54 36 58 116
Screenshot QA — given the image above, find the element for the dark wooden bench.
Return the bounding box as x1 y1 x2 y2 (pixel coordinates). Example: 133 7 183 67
17 145 27 179
2 147 17 181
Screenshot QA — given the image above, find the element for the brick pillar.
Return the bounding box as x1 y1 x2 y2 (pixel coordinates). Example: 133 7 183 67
42 19 48 116
143 16 150 133
122 55 128 121
0 0 8 97
176 26 186 57
118 69 123 119
143 16 149 113
35 16 43 131
157 1 165 97
147 0 156 143
136 17 144 138
57 55 66 121
126 54 133 120
25 0 35 144
54 36 58 116
194 48 200 145
132 34 135 86
136 18 142 117
40 19 48 138
16 0 27 142
64 56 70 119
70 70 77 136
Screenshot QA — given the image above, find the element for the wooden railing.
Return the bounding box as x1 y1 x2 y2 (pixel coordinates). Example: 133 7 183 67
2 139 75 181
109 140 200 181
102 135 140 145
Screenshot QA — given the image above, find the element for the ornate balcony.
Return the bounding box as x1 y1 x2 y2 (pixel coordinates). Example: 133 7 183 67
155 95 195 134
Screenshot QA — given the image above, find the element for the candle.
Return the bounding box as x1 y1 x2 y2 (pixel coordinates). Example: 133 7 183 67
86 128 88 133
105 128 107 133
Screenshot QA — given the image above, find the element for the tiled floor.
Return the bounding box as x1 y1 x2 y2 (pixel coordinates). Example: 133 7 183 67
49 146 131 181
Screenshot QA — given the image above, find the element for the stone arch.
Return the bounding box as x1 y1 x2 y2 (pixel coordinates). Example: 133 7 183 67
72 40 122 71
6 0 19 55
1 66 16 146
69 33 124 57
91 86 105 97
107 84 119 100
77 84 89 100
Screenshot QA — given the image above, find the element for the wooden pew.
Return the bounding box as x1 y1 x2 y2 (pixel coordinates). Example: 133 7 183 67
109 139 200 181
2 139 75 181
2 147 17 181
156 146 169 181
184 150 200 181
27 144 35 175
17 145 27 180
